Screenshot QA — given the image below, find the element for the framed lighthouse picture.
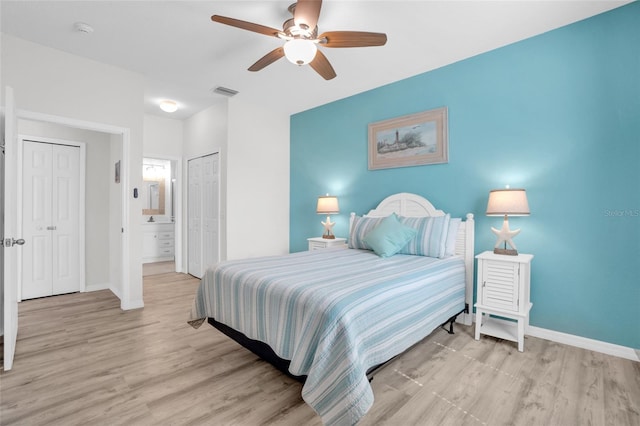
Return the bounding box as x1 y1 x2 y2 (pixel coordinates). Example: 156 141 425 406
368 107 448 170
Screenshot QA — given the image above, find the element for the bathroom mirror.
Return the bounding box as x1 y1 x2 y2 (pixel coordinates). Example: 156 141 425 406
142 158 172 217
142 178 165 215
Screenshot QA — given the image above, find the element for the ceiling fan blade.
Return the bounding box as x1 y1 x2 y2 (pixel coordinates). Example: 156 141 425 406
309 50 336 80
320 31 387 48
293 0 322 31
248 47 285 72
211 15 281 38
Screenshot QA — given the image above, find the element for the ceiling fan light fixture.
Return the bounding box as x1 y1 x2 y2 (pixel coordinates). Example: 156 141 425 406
159 100 178 113
283 39 317 66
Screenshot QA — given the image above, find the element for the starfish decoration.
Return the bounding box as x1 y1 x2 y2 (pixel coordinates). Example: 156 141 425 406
321 216 336 237
491 218 521 250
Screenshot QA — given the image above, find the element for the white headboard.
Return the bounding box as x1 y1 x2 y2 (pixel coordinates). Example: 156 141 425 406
349 193 475 325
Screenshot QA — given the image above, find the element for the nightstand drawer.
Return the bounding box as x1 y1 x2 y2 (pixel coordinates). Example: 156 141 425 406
307 237 347 251
309 241 327 251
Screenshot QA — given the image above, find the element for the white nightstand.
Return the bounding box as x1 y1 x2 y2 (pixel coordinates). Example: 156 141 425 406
474 251 534 352
307 237 347 251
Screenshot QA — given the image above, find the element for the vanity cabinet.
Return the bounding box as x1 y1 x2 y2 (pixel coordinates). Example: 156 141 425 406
142 223 175 263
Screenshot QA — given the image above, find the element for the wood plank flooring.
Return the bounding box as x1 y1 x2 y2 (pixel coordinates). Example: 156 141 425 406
143 261 176 276
1 271 639 425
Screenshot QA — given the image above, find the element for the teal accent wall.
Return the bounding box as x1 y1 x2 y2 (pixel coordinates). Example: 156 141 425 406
290 3 639 349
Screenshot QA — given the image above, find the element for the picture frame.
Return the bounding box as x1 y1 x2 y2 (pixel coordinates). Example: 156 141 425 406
368 107 448 170
115 160 120 183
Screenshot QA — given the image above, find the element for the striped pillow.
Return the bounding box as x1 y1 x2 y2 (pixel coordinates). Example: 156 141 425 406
348 215 385 250
396 214 451 258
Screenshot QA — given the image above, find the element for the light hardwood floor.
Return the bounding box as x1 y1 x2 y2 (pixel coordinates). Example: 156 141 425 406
143 261 176 276
1 271 639 426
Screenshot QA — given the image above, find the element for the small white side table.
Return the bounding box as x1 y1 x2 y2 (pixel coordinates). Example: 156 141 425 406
307 237 347 251
474 251 534 352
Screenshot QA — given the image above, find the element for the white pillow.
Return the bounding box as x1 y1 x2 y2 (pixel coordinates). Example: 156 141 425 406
444 218 461 257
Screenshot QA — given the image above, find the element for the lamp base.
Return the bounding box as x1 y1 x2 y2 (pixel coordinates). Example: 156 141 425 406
494 248 518 256
322 234 336 239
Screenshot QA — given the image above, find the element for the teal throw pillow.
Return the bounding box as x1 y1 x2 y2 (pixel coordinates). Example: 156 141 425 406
362 213 418 258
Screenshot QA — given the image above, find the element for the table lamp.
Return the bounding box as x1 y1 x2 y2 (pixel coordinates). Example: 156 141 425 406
486 188 530 255
317 194 339 239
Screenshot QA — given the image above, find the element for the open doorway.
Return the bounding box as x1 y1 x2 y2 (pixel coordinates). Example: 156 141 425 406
16 120 118 299
15 110 134 309
141 155 182 273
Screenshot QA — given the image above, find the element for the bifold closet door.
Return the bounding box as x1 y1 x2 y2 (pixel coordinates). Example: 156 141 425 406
187 158 202 277
187 153 219 279
22 141 80 300
202 154 219 274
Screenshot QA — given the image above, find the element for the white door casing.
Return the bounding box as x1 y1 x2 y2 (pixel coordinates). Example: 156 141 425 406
3 86 20 371
22 141 81 299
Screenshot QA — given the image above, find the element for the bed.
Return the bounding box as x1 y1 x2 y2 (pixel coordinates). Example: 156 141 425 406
188 193 475 425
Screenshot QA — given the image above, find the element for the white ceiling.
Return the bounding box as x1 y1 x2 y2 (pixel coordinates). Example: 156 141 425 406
0 1 630 119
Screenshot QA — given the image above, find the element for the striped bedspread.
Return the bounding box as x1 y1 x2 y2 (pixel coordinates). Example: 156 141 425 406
188 248 465 425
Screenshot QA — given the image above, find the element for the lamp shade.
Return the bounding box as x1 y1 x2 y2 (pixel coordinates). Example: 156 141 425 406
284 39 318 65
486 189 530 216
317 195 339 214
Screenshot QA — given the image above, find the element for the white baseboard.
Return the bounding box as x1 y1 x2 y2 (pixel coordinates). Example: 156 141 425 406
121 299 144 310
109 283 122 300
84 282 110 292
107 285 143 310
471 315 639 362
526 325 639 362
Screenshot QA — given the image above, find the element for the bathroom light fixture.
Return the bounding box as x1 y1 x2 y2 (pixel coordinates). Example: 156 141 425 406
159 100 178 113
317 194 339 239
283 39 318 65
486 187 530 255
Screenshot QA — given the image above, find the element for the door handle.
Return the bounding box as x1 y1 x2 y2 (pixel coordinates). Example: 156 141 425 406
3 238 25 247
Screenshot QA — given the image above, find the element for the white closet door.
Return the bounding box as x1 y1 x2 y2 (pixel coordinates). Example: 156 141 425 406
188 157 202 277
202 154 219 272
22 142 54 299
22 141 80 299
51 144 80 294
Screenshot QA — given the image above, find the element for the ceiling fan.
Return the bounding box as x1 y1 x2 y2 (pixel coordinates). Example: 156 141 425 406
211 0 387 80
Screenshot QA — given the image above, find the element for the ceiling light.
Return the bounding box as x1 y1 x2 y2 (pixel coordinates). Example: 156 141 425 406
283 39 317 66
159 100 178 113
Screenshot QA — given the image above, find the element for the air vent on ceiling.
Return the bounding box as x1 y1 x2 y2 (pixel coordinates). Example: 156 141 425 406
212 86 239 97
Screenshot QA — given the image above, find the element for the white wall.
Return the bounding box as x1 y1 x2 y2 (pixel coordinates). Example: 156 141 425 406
143 114 183 158
2 33 292 294
226 98 290 259
183 101 228 263
181 97 289 262
1 34 145 308
16 119 112 291
142 115 183 226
